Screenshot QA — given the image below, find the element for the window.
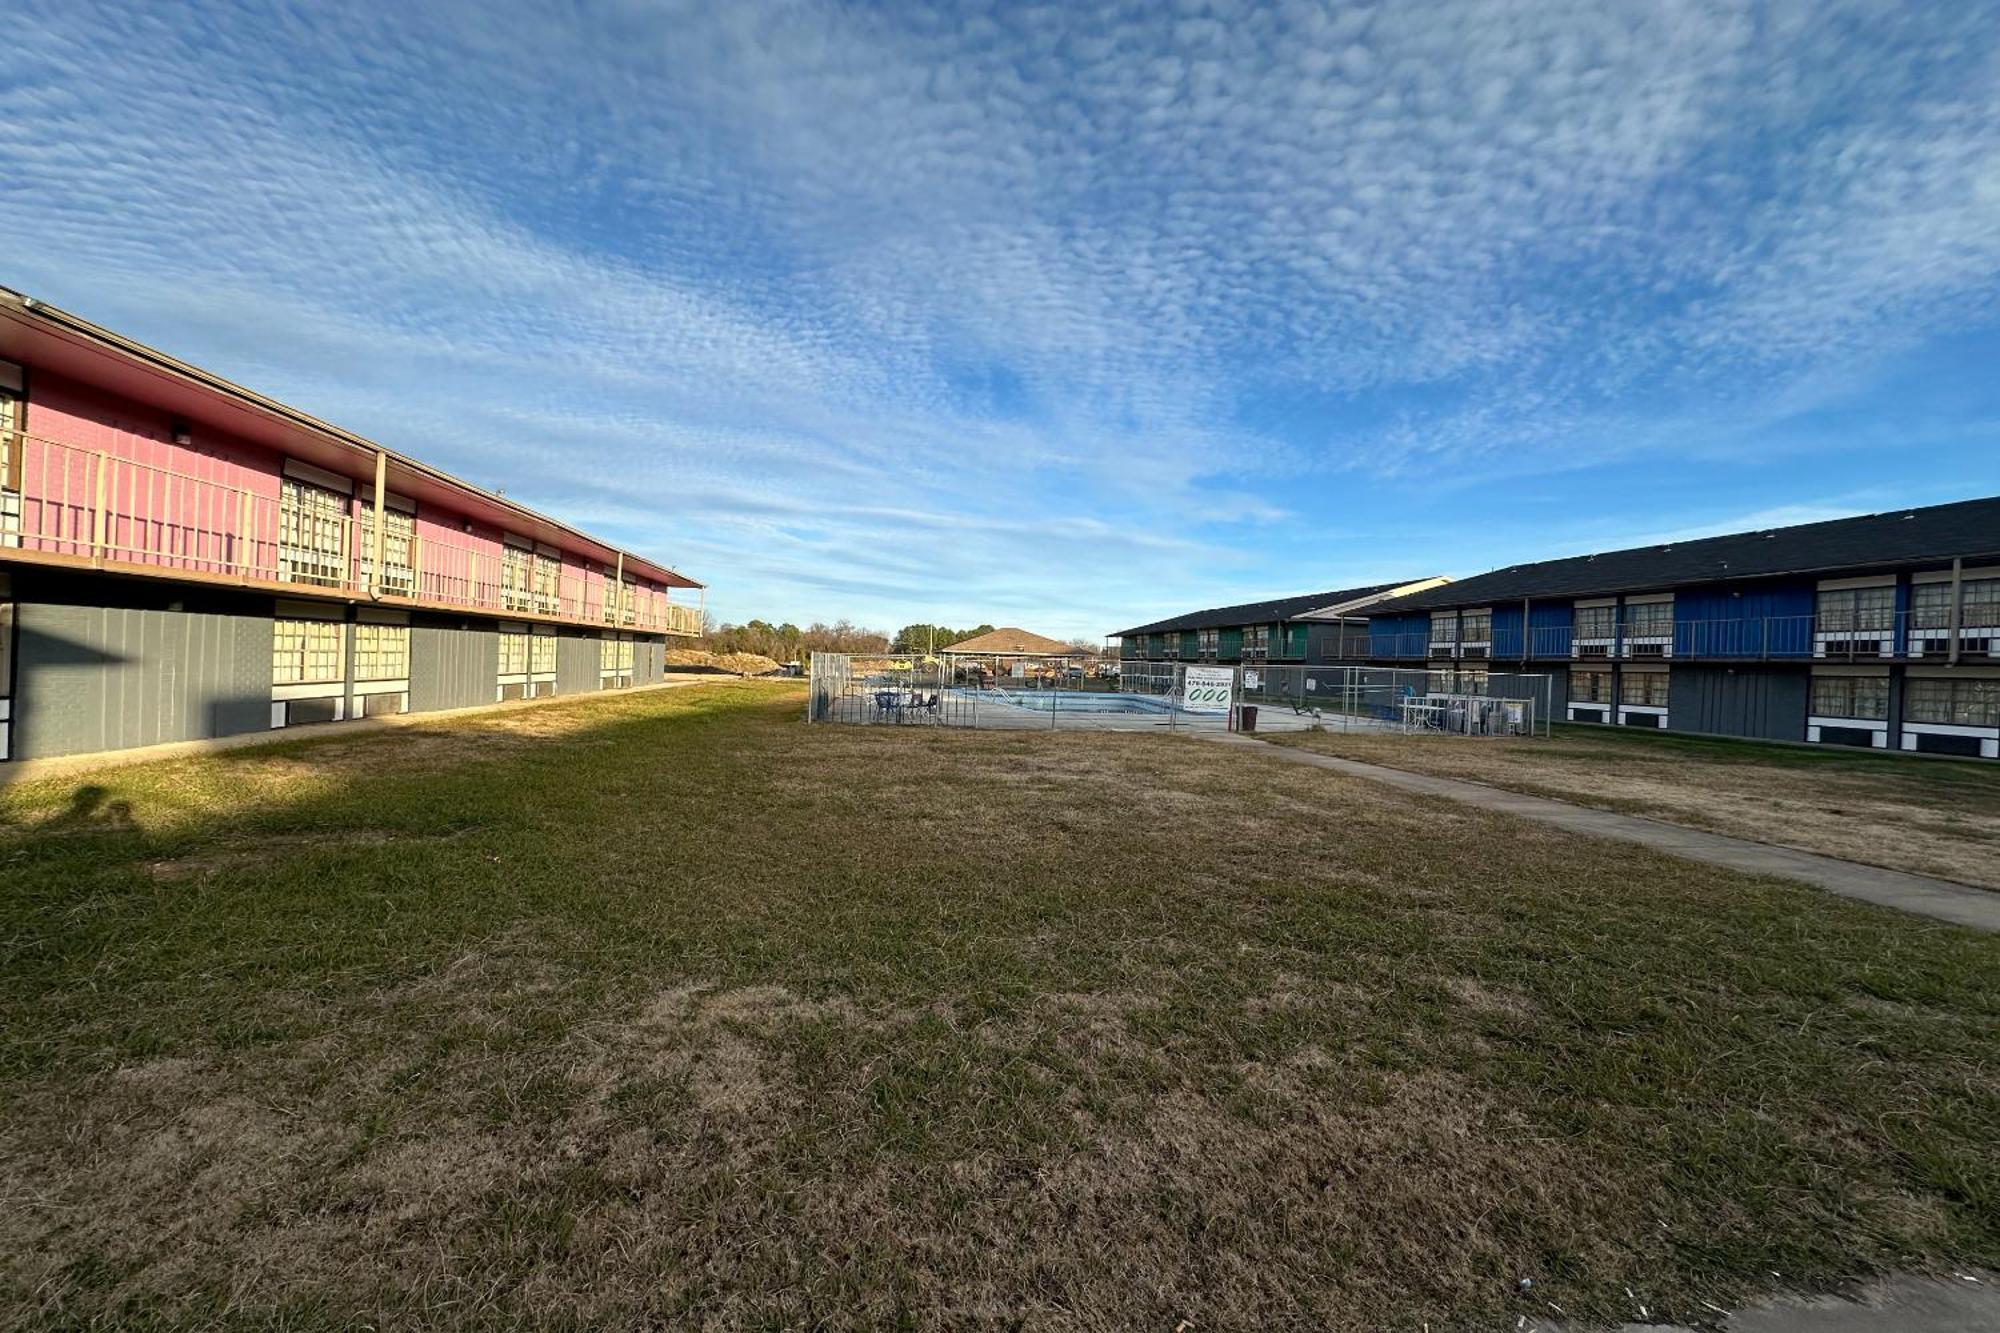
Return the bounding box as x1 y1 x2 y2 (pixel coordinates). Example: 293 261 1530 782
358 504 415 596
530 630 556 675
502 542 534 612
1453 669 1489 695
601 634 634 672
1430 611 1458 643
1624 671 1670 707
1905 678 2000 728
532 550 561 614
1460 611 1492 643
1574 604 1615 639
1198 628 1218 657
353 622 409 681
0 377 20 492
1966 579 2000 628
1811 674 1887 720
1243 625 1269 656
1624 600 1673 638
278 478 349 587
1817 586 1894 633
498 626 530 675
273 617 344 685
1570 668 1612 703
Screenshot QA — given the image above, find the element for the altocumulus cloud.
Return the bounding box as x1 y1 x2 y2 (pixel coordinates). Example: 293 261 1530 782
2 0 1998 636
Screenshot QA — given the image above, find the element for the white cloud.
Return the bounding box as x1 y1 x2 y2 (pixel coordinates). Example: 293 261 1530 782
1 0 1997 638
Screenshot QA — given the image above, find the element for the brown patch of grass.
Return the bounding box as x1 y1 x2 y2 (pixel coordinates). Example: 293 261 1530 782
0 682 1995 1330
1270 725 2000 889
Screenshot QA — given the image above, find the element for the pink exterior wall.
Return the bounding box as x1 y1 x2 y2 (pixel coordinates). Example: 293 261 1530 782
11 363 691 625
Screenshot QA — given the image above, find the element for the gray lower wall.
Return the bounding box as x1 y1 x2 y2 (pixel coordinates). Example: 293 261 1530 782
409 621 497 713
635 637 664 685
555 633 600 695
12 600 273 760
1667 665 1808 742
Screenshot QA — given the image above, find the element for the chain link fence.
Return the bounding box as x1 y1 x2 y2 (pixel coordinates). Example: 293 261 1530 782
807 655 1552 737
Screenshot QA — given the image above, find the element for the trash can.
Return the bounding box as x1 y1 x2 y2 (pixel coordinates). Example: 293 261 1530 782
1238 704 1258 732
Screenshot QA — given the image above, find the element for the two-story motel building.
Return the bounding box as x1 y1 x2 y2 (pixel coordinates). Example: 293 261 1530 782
1114 580 1449 668
1364 498 2000 758
0 288 703 763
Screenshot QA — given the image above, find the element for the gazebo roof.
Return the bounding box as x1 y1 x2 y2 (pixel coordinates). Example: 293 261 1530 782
941 627 1078 656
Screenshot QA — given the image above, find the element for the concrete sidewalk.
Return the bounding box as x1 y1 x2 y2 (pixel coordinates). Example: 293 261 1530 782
1534 1270 1998 1332
1205 734 2000 933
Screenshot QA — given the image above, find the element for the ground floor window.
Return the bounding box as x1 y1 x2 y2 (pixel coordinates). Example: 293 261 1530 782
1569 668 1612 703
1905 678 2000 728
530 628 556 675
1810 673 1888 720
273 616 344 685
1623 671 1670 707
498 625 531 676
353 622 409 681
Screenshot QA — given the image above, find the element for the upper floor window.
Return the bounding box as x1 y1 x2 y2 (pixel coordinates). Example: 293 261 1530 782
1817 586 1894 633
1624 600 1673 639
1912 578 2000 630
0 363 21 496
1197 628 1218 656
358 499 415 596
501 543 532 611
1574 604 1615 640
1905 678 2000 728
278 477 349 588
1810 674 1887 720
1460 611 1492 643
532 549 561 614
1430 611 1458 643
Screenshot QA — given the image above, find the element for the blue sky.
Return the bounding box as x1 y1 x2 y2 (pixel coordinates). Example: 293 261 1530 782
3 1 1998 639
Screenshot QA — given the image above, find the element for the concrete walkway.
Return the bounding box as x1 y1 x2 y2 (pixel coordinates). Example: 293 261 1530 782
1534 1270 1998 1332
1204 734 2000 933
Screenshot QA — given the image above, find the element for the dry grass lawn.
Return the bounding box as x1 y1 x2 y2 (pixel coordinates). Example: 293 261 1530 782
1269 723 2000 890
1 682 1996 1331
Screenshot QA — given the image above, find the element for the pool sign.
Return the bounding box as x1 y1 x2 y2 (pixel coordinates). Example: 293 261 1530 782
1182 666 1235 714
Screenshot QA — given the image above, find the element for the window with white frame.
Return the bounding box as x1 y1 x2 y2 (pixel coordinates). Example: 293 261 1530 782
1243 625 1269 656
601 634 635 672
1811 674 1887 720
530 629 556 675
273 616 344 685
1569 667 1612 703
352 622 408 681
1574 604 1615 640
1460 610 1492 643
358 502 415 596
1905 678 2000 727
1817 585 1894 633
1197 627 1218 656
1624 671 1670 707
278 477 349 587
1 372 20 493
532 549 561 613
498 626 531 675
501 542 534 612
1624 600 1673 639
1430 611 1458 644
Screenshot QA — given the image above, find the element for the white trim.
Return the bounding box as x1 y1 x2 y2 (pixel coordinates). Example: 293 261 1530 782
350 678 408 696
1574 596 1617 609
1899 722 1999 759
1817 573 1896 591
1912 565 2000 584
358 485 415 514
1807 716 1888 748
272 681 345 701
283 458 355 494
1623 591 1674 606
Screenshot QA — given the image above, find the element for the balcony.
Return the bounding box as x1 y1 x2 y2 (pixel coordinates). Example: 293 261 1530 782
1 431 702 636
1505 614 1996 664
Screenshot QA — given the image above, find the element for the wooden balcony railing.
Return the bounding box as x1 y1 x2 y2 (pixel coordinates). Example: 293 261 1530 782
2 431 702 636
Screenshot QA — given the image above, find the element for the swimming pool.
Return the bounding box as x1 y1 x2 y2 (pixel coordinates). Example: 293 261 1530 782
979 690 1180 715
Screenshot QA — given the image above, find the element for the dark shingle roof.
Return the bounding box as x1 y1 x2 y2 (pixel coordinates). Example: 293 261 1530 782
1114 582 1402 637
1378 496 2000 613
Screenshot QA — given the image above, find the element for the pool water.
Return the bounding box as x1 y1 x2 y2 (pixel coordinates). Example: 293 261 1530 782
982 690 1179 714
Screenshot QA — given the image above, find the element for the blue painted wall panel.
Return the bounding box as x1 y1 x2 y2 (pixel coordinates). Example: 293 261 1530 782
1674 581 1815 658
